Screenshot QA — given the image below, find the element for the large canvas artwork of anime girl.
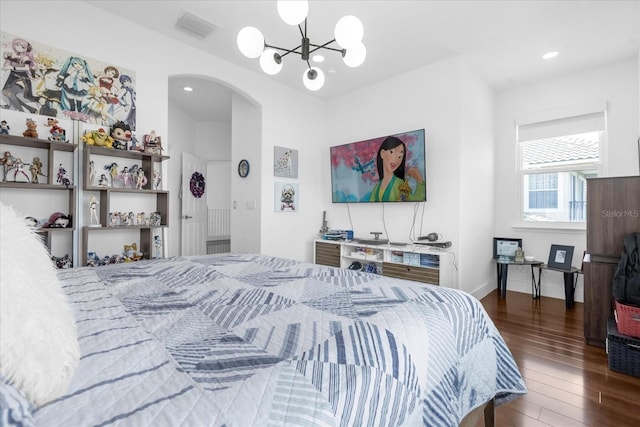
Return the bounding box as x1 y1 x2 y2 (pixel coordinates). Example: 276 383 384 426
1 32 136 130
330 129 426 203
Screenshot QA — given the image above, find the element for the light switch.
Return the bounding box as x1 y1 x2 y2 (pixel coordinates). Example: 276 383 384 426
246 200 256 210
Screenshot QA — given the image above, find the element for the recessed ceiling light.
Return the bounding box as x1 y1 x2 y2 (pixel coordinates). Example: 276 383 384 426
542 51 559 60
312 54 325 63
183 86 194 92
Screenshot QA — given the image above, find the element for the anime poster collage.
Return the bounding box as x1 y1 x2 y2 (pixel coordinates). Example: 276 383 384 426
1 32 136 130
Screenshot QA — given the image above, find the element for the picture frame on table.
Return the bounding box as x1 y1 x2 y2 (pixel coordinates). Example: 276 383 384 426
547 244 574 270
493 237 523 260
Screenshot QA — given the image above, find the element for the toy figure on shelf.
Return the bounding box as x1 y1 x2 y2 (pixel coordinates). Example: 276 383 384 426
1 151 17 181
89 196 99 226
22 118 38 138
11 158 30 182
98 174 109 187
29 157 46 183
56 163 72 186
82 128 113 148
43 212 70 228
154 235 163 259
118 166 132 188
0 120 9 135
110 120 132 150
149 211 161 226
123 243 143 262
51 254 72 269
143 130 163 154
135 168 147 189
153 168 162 190
104 162 118 185
109 212 119 226
89 160 96 186
45 117 66 142
136 212 146 226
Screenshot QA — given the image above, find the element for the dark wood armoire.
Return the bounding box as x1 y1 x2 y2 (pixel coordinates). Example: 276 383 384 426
584 176 640 347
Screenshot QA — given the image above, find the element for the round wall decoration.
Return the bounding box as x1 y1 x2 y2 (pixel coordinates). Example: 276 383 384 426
238 159 250 178
189 171 205 198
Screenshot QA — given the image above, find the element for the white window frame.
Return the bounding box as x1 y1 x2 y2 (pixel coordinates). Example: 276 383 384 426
514 102 607 231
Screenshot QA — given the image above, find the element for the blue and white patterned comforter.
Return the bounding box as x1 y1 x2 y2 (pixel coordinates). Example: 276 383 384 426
34 254 526 426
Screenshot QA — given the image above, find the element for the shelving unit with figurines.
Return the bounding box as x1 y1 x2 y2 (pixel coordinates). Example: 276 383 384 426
0 112 78 266
80 123 169 266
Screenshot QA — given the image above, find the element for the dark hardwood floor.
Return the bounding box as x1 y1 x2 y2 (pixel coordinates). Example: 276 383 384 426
479 290 640 427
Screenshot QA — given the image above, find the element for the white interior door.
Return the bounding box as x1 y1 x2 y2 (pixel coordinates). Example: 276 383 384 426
181 152 207 256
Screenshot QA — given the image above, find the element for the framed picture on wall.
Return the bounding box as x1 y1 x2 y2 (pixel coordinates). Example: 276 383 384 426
274 146 298 178
274 181 299 212
547 244 574 270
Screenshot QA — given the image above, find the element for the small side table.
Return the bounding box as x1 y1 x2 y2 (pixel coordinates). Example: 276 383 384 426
535 265 582 308
496 259 544 299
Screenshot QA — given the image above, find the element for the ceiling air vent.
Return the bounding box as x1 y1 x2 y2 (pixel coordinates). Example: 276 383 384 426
176 11 217 38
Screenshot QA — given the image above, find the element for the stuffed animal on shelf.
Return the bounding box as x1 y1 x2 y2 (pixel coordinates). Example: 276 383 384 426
82 128 114 148
123 243 143 262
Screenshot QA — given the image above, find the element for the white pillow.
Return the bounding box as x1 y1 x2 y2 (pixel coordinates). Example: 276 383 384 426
0 202 80 407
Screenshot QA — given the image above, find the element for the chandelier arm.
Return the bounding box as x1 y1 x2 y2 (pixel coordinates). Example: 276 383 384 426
265 43 303 58
309 41 344 55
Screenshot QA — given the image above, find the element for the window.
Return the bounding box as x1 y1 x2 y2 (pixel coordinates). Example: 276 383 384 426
517 107 605 224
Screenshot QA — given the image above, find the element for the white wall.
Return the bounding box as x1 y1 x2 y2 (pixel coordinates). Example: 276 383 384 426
1 1 325 263
325 57 496 295
494 57 639 301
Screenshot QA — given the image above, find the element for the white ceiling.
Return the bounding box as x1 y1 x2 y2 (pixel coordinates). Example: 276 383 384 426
87 0 640 122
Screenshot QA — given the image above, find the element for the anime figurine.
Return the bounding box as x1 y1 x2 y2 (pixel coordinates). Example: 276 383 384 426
0 120 9 135
89 196 99 226
153 235 163 259
109 212 119 227
29 156 46 183
56 163 71 186
82 128 114 148
136 212 146 226
118 166 132 188
1 151 17 181
135 168 147 189
57 56 94 115
153 168 162 190
143 130 163 154
11 158 30 182
110 120 132 150
87 251 101 267
104 162 118 185
22 118 38 138
89 160 96 186
98 174 109 187
1 37 40 114
149 211 161 226
45 117 66 142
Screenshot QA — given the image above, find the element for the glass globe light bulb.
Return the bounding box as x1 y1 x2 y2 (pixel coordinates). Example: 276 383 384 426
277 0 309 25
334 15 363 49
343 42 366 68
302 67 325 91
237 26 264 58
260 49 283 75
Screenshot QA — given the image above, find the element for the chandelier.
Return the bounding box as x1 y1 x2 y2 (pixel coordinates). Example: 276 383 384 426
236 0 366 91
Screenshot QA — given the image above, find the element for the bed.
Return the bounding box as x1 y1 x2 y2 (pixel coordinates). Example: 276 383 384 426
5 251 524 426
0 203 525 427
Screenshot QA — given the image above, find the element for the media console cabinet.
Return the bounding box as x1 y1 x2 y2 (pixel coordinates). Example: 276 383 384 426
314 239 455 288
